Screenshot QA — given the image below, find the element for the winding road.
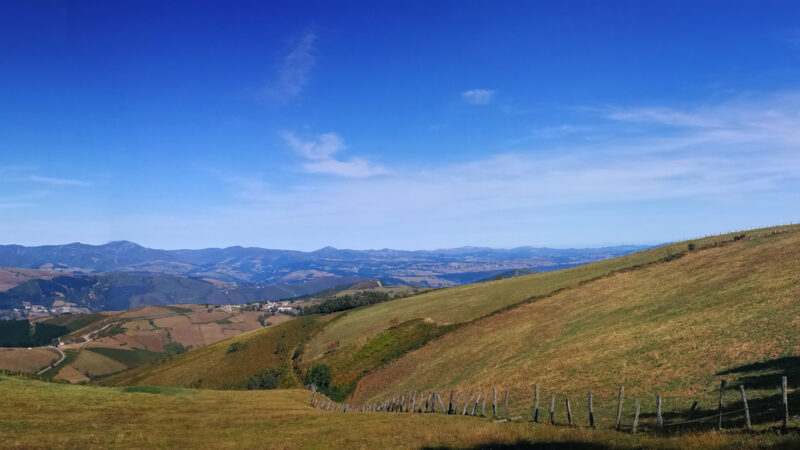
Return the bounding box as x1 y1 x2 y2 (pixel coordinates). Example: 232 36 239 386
37 345 65 375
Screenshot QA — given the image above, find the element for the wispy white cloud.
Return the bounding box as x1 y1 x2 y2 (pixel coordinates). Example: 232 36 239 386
280 131 387 178
204 91 800 248
27 175 91 187
262 31 317 103
462 89 496 105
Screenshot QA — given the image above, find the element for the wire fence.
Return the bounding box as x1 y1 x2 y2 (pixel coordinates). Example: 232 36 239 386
308 376 794 435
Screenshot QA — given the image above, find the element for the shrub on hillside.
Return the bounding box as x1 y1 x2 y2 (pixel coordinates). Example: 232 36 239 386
227 341 244 354
246 367 285 390
304 364 332 392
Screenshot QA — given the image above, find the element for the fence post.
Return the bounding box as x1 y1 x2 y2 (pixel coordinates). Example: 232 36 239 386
454 392 461 415
632 399 640 435
462 391 474 415
437 393 446 414
740 385 751 431
616 386 624 430
656 395 663 429
717 379 727 431
533 384 540 423
782 376 789 431
471 393 481 415
588 392 595 428
411 391 417 413
448 390 454 414
566 396 573 426
549 394 555 424
493 388 498 418
504 390 510 420
427 393 433 413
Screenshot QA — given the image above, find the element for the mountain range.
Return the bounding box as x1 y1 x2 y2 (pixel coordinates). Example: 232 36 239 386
0 240 650 288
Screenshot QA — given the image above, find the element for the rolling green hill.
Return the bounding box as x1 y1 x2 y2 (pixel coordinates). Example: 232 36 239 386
108 224 800 420
104 314 334 389
346 225 800 428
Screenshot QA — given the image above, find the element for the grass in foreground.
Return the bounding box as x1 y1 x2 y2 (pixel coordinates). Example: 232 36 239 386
1 375 799 449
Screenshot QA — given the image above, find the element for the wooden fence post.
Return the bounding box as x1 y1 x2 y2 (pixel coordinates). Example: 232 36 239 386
493 388 498 418
448 390 454 414
588 392 595 428
782 376 789 430
615 386 624 430
740 385 751 431
411 391 417 413
632 399 640 435
549 395 555 424
437 393 446 414
717 379 727 431
454 392 461 415
471 393 481 416
462 391 474 415
504 390 509 419
566 396 573 426
533 384 539 423
481 394 487 417
657 395 663 429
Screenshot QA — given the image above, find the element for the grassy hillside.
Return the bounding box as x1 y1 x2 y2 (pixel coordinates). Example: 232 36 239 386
303 228 773 364
2 375 798 449
104 314 333 389
347 225 800 428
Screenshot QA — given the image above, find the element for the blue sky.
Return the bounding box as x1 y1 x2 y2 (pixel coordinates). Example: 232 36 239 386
1 1 799 250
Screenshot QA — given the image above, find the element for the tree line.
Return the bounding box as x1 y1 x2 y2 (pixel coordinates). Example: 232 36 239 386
302 291 391 316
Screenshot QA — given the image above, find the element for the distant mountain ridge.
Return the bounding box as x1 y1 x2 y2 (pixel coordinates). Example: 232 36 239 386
0 241 651 289
0 271 365 319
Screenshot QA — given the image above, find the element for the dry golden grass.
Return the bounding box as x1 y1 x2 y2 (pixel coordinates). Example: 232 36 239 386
348 227 800 429
1 376 798 449
71 349 128 376
53 365 89 383
0 347 60 372
304 227 796 363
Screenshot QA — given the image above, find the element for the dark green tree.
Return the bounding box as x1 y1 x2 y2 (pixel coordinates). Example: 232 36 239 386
304 364 332 392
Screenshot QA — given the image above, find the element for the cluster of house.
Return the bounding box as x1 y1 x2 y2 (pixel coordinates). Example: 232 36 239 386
214 301 294 314
262 301 294 313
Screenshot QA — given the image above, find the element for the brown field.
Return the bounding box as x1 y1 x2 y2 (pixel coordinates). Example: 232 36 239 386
189 311 230 324
119 306 174 319
168 324 205 349
123 319 157 331
71 350 128 376
110 333 147 349
46 304 277 381
0 348 60 372
198 323 227 345
53 365 89 383
152 314 192 328
128 330 168 352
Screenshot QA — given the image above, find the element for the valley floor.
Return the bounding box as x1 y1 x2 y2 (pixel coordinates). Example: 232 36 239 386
1 376 799 449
